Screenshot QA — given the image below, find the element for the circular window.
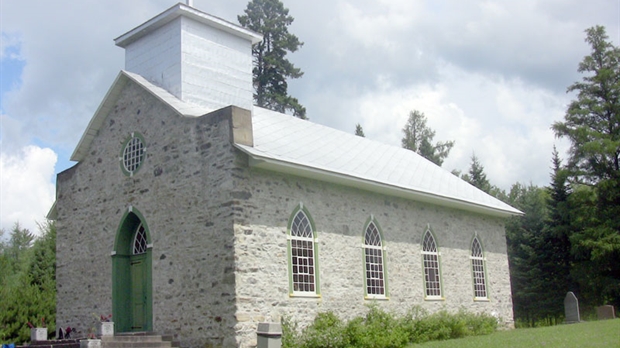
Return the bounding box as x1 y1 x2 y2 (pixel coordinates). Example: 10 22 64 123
121 132 146 176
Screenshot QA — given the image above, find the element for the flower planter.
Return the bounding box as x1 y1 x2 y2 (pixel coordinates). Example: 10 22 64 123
97 321 114 337
30 327 47 342
80 339 101 348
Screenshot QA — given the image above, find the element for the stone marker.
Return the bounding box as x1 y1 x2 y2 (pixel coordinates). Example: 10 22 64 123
564 291 580 323
596 305 616 320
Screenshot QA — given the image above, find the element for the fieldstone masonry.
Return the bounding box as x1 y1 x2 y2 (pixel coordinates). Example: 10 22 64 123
231 168 514 346
55 4 516 347
56 78 515 347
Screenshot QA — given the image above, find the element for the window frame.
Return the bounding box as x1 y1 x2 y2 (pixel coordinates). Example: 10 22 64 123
120 132 146 177
287 203 320 297
362 216 389 300
470 235 489 301
421 227 443 300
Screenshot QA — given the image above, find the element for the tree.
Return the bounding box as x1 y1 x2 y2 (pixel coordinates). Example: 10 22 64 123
354 123 365 137
504 183 549 323
238 0 307 118
5 222 35 276
552 26 620 308
401 110 454 166
0 221 56 343
462 154 491 193
533 148 574 319
552 26 620 184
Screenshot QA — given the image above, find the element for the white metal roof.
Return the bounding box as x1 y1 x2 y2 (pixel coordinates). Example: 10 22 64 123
71 71 521 217
236 107 522 217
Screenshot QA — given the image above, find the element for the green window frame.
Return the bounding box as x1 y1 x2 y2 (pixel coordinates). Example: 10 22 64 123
471 235 489 300
421 227 443 300
287 203 320 297
363 216 389 299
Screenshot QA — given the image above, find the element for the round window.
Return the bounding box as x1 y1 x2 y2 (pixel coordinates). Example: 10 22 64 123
121 132 146 176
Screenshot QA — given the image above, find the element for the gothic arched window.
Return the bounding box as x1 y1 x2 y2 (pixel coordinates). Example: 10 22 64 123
471 236 487 299
422 229 442 298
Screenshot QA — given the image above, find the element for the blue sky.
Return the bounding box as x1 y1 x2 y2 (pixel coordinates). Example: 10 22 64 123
1 0 619 234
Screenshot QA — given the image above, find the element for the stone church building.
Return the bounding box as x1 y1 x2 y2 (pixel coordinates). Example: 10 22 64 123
51 3 520 347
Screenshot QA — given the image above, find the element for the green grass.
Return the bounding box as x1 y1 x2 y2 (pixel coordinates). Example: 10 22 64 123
409 319 620 348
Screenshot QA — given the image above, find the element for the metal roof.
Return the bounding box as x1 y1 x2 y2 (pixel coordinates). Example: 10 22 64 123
236 107 522 217
70 71 522 218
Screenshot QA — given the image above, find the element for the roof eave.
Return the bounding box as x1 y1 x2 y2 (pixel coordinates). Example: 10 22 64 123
71 72 129 161
236 145 523 218
114 3 262 47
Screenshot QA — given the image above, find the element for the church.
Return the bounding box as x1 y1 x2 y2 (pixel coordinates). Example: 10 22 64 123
51 3 520 347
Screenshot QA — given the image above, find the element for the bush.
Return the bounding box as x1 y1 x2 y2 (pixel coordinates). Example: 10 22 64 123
282 306 498 348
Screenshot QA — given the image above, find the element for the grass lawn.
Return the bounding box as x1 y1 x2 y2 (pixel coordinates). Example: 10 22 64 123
410 319 620 348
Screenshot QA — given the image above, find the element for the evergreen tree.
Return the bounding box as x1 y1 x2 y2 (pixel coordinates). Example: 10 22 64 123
552 26 620 308
401 110 454 166
238 0 307 118
0 221 56 343
355 123 365 137
534 148 574 318
462 154 491 193
504 183 548 323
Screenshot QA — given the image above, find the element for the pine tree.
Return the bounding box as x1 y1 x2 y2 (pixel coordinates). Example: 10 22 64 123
462 154 491 193
534 147 574 318
354 123 365 137
238 0 307 118
552 26 620 308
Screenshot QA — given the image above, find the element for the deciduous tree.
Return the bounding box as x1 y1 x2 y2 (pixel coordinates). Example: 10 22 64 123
401 110 454 166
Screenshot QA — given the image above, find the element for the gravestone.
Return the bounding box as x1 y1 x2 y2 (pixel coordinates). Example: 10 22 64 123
564 291 580 323
596 305 616 320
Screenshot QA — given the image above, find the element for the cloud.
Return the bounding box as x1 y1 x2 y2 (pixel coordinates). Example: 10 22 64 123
0 145 57 235
0 0 616 237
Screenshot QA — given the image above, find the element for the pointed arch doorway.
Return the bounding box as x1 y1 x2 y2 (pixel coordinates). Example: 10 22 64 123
112 208 153 332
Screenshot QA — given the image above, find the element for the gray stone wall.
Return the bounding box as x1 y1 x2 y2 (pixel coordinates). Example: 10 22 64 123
56 81 241 347
232 168 514 347
57 79 514 348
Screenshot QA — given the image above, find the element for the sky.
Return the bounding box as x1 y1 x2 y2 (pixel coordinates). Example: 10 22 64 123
1 0 619 235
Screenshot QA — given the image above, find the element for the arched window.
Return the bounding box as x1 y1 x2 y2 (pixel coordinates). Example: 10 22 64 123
133 223 148 255
288 205 319 295
422 229 442 298
364 220 387 298
471 236 487 299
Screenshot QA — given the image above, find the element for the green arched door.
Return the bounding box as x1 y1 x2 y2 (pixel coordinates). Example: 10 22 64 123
112 210 153 332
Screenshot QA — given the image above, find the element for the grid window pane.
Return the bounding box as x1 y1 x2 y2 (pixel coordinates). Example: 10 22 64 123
290 211 316 293
471 238 487 298
123 136 145 174
364 222 385 296
133 224 147 255
422 230 441 297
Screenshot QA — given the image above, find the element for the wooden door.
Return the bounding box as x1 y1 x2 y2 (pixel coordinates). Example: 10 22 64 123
130 256 146 331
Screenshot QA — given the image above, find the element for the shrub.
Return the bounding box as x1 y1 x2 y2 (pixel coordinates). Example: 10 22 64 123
282 306 498 348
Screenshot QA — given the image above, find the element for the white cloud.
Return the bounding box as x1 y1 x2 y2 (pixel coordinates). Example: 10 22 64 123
0 145 57 235
0 0 616 217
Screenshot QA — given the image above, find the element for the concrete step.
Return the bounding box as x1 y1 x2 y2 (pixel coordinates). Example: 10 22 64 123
100 334 172 348
101 336 163 343
102 342 171 348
